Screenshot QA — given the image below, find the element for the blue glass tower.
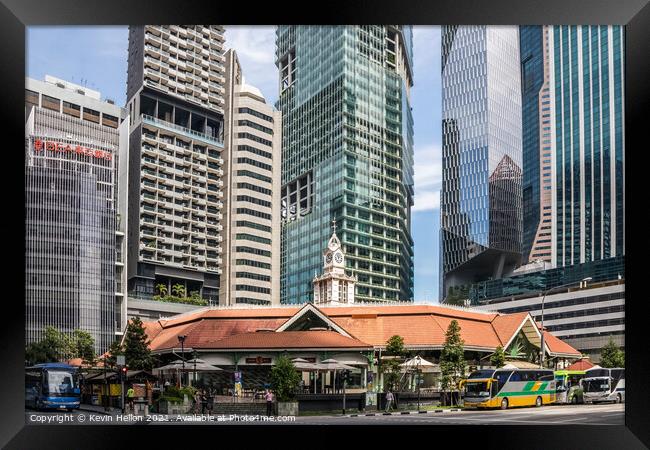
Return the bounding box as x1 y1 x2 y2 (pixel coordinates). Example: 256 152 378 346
550 26 625 266
440 26 524 302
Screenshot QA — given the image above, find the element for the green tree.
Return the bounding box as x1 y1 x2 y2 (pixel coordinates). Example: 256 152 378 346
270 355 301 402
156 283 168 296
490 346 506 368
440 320 466 406
105 340 124 369
25 326 76 364
123 317 154 370
72 329 97 366
171 283 186 298
382 335 407 391
599 338 625 368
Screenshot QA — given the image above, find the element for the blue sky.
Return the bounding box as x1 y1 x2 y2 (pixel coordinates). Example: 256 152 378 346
27 26 442 302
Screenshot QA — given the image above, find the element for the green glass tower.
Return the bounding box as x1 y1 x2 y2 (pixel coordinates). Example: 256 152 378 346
276 26 414 304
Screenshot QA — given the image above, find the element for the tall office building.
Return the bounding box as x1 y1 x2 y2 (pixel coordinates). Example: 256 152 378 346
549 26 625 267
440 26 523 302
276 26 415 304
25 76 128 353
125 26 226 303
520 26 554 264
220 49 282 306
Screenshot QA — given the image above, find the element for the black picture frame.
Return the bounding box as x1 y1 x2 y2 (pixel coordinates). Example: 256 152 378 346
1 0 647 447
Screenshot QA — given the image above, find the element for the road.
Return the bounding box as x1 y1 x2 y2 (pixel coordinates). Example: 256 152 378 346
24 403 624 425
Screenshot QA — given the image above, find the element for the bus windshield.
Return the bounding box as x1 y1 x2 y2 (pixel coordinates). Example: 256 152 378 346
464 380 490 397
467 370 494 379
583 378 610 393
44 370 78 395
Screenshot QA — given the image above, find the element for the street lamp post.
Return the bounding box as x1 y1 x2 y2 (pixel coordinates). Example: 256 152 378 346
417 357 421 412
178 335 187 386
539 277 592 368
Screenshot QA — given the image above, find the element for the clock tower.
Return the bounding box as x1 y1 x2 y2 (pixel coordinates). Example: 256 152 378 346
313 220 356 304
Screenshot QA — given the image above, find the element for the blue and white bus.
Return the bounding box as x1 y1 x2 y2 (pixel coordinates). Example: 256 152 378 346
25 363 81 411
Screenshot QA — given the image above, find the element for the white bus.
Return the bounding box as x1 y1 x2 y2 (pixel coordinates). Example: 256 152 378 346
581 368 625 404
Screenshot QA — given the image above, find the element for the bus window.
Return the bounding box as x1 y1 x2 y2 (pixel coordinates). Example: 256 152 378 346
495 371 513 387
509 371 522 382
467 370 495 379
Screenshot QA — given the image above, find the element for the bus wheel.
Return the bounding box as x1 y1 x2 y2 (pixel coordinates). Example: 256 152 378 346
500 398 508 410
616 394 622 404
572 395 578 405
535 396 543 407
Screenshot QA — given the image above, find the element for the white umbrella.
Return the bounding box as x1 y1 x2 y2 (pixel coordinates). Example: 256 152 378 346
319 359 356 394
291 357 310 363
400 356 436 370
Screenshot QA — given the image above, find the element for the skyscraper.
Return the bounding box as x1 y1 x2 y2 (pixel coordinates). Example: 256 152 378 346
276 26 414 304
25 76 128 354
440 26 523 302
520 26 554 264
125 26 226 303
220 49 282 306
549 26 625 267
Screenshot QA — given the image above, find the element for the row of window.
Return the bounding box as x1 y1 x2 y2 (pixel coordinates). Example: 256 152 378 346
235 220 271 233
237 144 272 160
236 208 271 220
236 233 271 245
235 259 271 270
237 182 271 196
237 157 272 172
238 107 273 123
236 272 271 282
26 90 119 128
495 292 624 314
236 170 271 184
238 120 273 135
235 246 271 257
237 195 271 208
238 132 272 147
236 285 271 294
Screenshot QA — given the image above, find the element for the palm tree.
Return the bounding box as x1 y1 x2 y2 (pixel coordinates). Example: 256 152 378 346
156 283 168 296
171 283 186 298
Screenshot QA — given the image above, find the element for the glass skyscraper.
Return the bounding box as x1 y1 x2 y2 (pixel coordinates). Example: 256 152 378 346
550 26 625 267
440 26 523 302
277 26 414 304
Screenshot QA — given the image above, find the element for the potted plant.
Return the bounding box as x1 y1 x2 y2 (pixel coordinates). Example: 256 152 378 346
270 355 301 416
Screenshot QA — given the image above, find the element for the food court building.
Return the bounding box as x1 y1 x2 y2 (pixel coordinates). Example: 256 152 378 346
142 302 581 395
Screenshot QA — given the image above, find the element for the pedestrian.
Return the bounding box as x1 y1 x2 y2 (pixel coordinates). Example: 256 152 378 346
200 389 208 414
385 389 394 412
265 389 274 416
206 389 214 414
126 385 135 413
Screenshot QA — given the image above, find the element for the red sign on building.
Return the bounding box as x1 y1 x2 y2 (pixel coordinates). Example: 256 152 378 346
33 138 113 161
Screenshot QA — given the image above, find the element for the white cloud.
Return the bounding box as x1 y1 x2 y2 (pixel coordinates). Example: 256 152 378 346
413 144 442 212
225 26 278 104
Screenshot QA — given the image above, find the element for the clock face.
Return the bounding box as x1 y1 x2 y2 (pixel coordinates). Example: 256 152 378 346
325 253 333 264
334 252 343 264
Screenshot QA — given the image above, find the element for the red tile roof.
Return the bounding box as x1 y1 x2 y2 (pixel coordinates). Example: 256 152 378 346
140 303 580 357
542 331 582 356
566 359 595 370
204 330 372 350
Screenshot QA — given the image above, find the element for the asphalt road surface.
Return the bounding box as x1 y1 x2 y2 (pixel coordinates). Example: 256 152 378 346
25 403 624 426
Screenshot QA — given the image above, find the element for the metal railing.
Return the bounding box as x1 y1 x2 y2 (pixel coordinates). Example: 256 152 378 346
142 115 223 147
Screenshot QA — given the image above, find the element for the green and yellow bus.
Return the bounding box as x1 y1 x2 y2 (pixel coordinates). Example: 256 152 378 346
461 369 556 409
554 370 587 404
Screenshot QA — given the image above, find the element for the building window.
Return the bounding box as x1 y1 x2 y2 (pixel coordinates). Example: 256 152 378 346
25 89 39 107
41 94 60 112
102 113 119 128
62 101 81 118
83 108 100 124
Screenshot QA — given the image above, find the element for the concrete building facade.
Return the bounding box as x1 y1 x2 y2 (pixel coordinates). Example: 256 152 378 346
25 76 128 353
220 49 282 306
125 25 227 304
